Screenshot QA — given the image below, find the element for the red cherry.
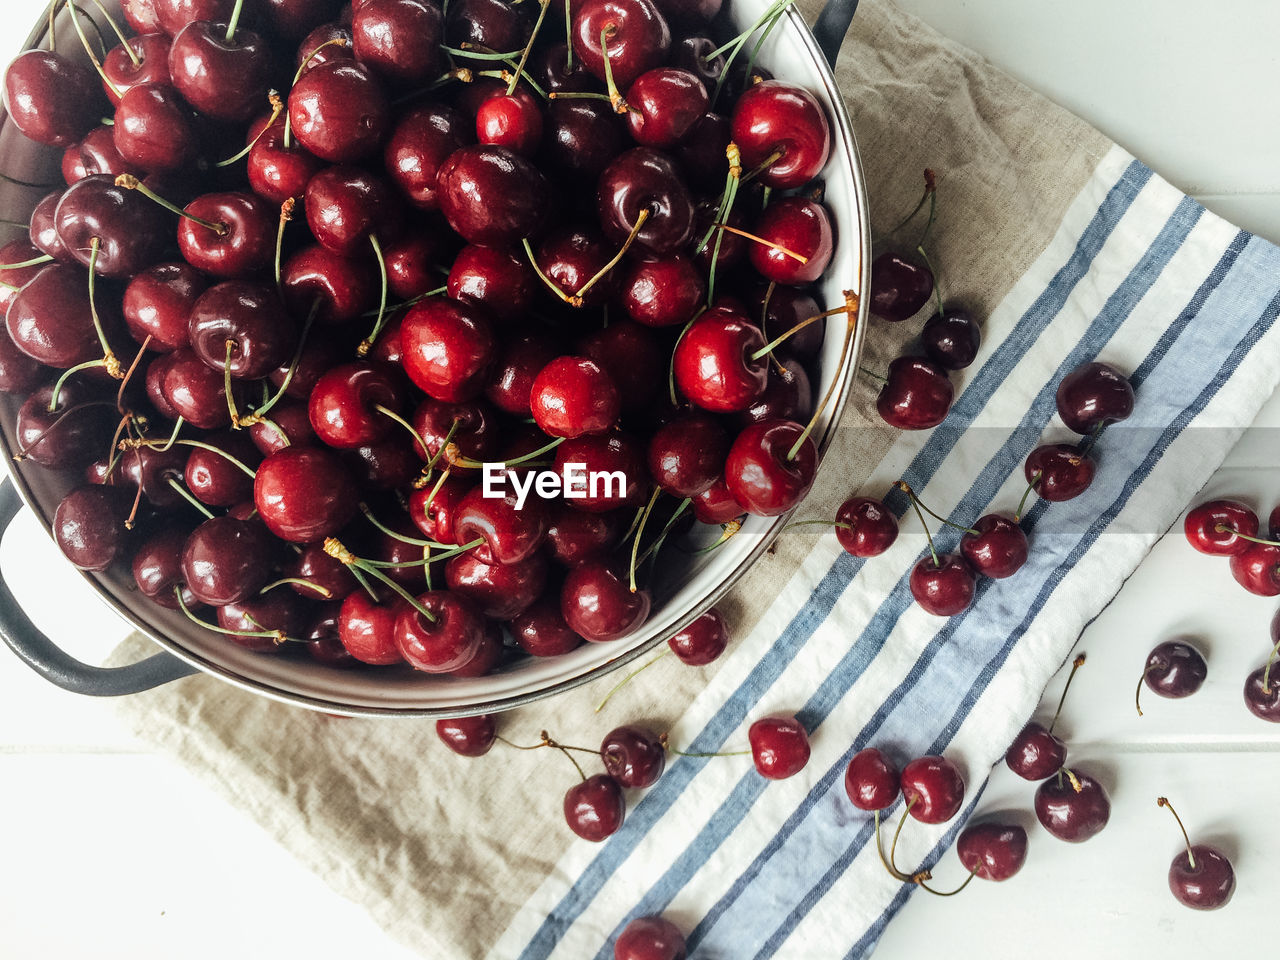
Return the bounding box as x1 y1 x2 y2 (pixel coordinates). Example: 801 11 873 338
436 715 497 757
288 60 390 163
1230 543 1280 596
625 68 707 148
436 144 550 247
876 356 953 430
959 515 1028 579
1055 361 1134 435
869 251 933 322
351 0 443 86
167 19 272 124
1034 769 1111 842
597 146 693 256
561 561 651 641
399 296 496 402
600 725 665 788
730 80 830 190
445 551 547 619
3 50 101 147
564 774 626 842
834 496 898 558
454 487 548 564
308 362 403 449
530 356 621 438
1024 444 1096 502
647 414 728 497
475 89 543 157
672 307 768 413
844 747 899 811
393 591 485 673
123 261 206 351
511 599 584 656
338 589 405 665
112 82 199 173
908 554 975 616
254 446 359 542
900 755 964 823
448 244 537 319
956 822 1028 881
613 916 687 960
723 419 817 517
246 111 326 205
692 479 745 524
748 716 810 780
572 0 671 90
177 191 275 279
621 254 704 328
1184 499 1259 556
667 608 728 665
554 432 650 513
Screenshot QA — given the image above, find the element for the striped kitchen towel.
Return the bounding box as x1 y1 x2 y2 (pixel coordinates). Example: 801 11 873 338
108 0 1280 957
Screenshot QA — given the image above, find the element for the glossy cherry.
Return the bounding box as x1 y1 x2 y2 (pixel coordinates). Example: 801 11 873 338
54 174 170 279
876 356 953 430
449 245 537 321
53 485 131 571
543 99 624 179
436 715 498 757
565 774 626 842
834 496 898 558
338 589 405 665
561 561 651 641
647 414 727 497
511 599 584 657
167 18 271 124
1056 361 1134 435
123 261 206 351
597 147 693 256
730 80 830 189
621 254 704 328
724 419 818 517
254 446 359 542
572 0 671 90
246 111 326 204
445 551 547 620
384 102 471 211
394 591 485 673
921 307 981 370
181 515 275 606
455 487 548 565
959 515 1028 579
667 608 728 665
184 433 258 507
1244 666 1280 722
899 755 964 823
1229 542 1280 596
956 822 1028 881
672 307 768 412
188 281 296 380
1005 723 1066 781
436 144 550 247
748 716 810 780
281 244 378 325
601 726 665 788
844 747 899 811
748 197 833 287
625 68 707 148
304 166 399 256
3 50 101 147
476 89 543 158
176 191 275 279
288 60 390 163
308 362 403 449
530 356 621 438
869 251 933 322
613 916 687 960
351 0 443 86
909 554 975 617
1183 499 1259 556
133 526 202 609
1035 769 1111 842
1138 640 1207 712
536 225 618 306
1024 444 1095 502
399 296 496 402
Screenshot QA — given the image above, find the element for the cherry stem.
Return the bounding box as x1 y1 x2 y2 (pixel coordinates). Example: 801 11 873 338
1214 524 1280 548
86 0 134 63
48 359 106 412
916 866 979 897
356 234 390 357
563 0 573 70
421 420 459 475
166 477 215 520
916 175 939 249
1014 471 1041 523
47 0 56 51
599 26 627 114
574 209 650 303
752 302 853 361
628 486 662 593
717 223 808 264
346 564 379 603
658 733 751 758
1060 767 1083 793
323 537 436 622
451 434 565 470
65 0 118 99
707 0 792 107
1261 633 1280 695
0 254 54 270
240 304 315 426
873 170 935 248
260 577 330 598
374 403 431 456
222 340 243 426
895 481 979 536
595 651 668 713
900 482 940 566
116 175 228 235
873 810 915 882
679 518 744 555
442 45 521 60
522 237 574 305
1047 653 1087 735
217 92 283 168
705 150 741 305
1156 797 1196 871
1135 663 1160 717
174 589 290 644
507 0 549 96
116 335 150 415
274 197 294 297
889 795 918 878
358 502 431 546
757 281 785 374
139 415 183 452
782 519 853 533
160 438 257 478
365 285 447 318
284 38 349 148
916 244 944 320
12 401 113 461
224 0 244 43
787 291 858 462
85 238 122 378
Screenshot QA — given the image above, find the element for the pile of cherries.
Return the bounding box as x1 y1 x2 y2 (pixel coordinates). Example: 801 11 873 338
810 359 1136 617
1 0 854 676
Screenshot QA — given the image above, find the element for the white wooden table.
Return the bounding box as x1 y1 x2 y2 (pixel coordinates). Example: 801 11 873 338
3 1 1279 957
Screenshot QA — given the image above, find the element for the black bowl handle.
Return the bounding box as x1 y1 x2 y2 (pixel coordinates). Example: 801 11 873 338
0 476 196 696
812 0 860 67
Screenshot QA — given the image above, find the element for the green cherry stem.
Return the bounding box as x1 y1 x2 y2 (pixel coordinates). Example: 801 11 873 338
87 0 135 61
174 588 290 644
356 233 390 357
1261 634 1280 696
506 0 550 96
873 810 915 882
323 537 437 622
595 650 668 713
888 794 918 877
166 477 215 520
47 358 107 411
894 480 979 536
259 577 331 598
900 481 940 567
358 502 432 546
116 174 228 235
1156 797 1197 872
1047 653 1087 736
916 866 980 897
1014 471 1041 523
224 0 245 43
0 253 54 270
787 290 858 461
629 486 662 593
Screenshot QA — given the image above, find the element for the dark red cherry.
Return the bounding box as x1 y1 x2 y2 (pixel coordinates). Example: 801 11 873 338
6 263 108 369
1035 770 1111 842
959 515 1028 579
672 37 723 94
445 550 547 619
561 561 651 641
344 436 419 491
1230 543 1280 596
738 358 811 427
647 414 728 497
531 356 620 438
1139 640 1207 709
900 755 964 823
577 320 663 417
1056 361 1135 435
0 331 43 395
123 0 165 34
177 191 275 279
113 82 198 173
296 24 355 75
410 397 502 471
844 747 899 811
876 356 953 430
1024 444 1096 502
672 307 768 413
0 239 48 312
451 619 505 678
383 231 445 300
53 485 130 571
189 281 296 380
601 725 665 788
394 591 485 673
181 515 274 606
250 400 318 453
69 126 137 182
308 362 403 449
692 479 744 524
673 110 729 192
281 244 378 325
338 589 405 665
133 526 202 609
449 244 536 320
565 774 625 842
597 147 693 256
54 174 169 279
168 19 272 124
455 487 548 565
1168 839 1235 910
1244 665 1280 722
289 541 358 601
749 197 833 286
393 289 493 397
1184 499 1259 556
384 102 471 211
217 590 308 652
511 599 584 656
1005 721 1065 780
444 0 535 71
834 496 898 558
484 333 558 417
731 80 830 190
723 418 817 517
545 505 625 567
613 916 687 960
288 60 390 163
476 89 543 158
553 432 649 513
123 261 206 351
748 716 810 780
667 608 728 665
264 0 344 41
304 166 399 256
352 0 443 85
3 51 101 147
246 111 326 205
621 254 704 328
536 225 617 306
625 68 707 148
909 554 975 617
922 308 981 371
572 0 671 89
184 432 258 507
14 381 113 468
542 99 623 179
956 822 1028 881
254 446 359 542
436 715 497 757
869 251 933 322
153 0 237 36
305 604 358 667
437 144 550 247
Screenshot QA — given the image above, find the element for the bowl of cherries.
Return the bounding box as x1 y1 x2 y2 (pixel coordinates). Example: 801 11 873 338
0 0 869 716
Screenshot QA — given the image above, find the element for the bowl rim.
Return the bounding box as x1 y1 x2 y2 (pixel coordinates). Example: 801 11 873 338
0 0 872 717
